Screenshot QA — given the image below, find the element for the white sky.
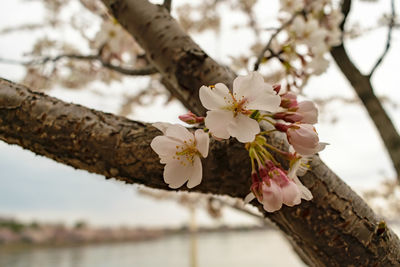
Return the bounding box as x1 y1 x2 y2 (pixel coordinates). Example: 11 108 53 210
0 0 399 227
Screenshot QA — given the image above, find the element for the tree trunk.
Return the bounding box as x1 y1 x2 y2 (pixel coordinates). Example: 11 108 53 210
0 0 399 265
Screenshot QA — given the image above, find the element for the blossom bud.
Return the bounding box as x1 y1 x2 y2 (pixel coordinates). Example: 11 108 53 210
280 92 298 109
261 180 283 212
178 111 204 125
274 122 290 132
297 101 318 124
273 112 304 123
287 124 326 155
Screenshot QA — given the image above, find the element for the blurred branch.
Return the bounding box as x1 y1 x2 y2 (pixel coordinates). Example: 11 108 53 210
368 0 396 78
331 0 400 180
253 13 299 71
0 50 158 76
163 0 172 12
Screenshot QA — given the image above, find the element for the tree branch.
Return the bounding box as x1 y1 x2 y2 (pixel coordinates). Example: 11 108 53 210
331 0 400 180
163 0 172 12
368 0 396 78
0 53 158 76
253 13 299 71
2 75 400 266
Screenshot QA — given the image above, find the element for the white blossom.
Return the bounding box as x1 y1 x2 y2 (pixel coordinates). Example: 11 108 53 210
199 72 280 143
151 123 209 189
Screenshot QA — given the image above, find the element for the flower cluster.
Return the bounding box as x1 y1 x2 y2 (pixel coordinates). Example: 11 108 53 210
151 72 326 212
261 0 343 90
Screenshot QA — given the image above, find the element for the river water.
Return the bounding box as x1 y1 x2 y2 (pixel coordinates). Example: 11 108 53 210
0 230 306 267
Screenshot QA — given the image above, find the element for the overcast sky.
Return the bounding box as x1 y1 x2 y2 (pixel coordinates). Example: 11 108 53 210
0 0 399 227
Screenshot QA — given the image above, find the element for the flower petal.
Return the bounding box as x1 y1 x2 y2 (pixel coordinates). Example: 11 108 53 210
244 192 255 204
152 122 173 134
233 72 265 98
233 72 280 112
195 129 209 158
165 124 193 141
205 110 233 140
281 181 301 206
199 83 231 110
163 160 191 189
227 114 260 143
245 86 281 112
292 175 313 201
262 181 283 212
186 156 202 188
150 136 182 162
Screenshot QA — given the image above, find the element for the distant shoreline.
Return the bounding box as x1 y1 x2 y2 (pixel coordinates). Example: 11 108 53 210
0 217 273 247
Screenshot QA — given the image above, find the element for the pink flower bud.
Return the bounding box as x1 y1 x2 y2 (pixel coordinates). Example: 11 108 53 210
280 92 298 109
275 122 290 132
261 179 283 212
178 111 204 125
297 101 318 124
287 124 326 155
273 112 304 123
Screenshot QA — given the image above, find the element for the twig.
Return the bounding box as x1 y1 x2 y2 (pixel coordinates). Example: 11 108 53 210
253 13 299 71
163 0 172 12
0 53 158 76
368 0 396 78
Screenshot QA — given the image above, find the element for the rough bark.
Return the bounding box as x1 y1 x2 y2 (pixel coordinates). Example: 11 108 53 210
331 0 400 180
101 0 235 116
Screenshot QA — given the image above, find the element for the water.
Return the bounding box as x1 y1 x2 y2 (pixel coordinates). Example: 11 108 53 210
0 230 306 267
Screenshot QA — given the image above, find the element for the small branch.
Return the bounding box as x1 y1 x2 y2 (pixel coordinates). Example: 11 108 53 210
368 0 396 78
163 0 172 12
0 52 158 76
253 13 299 71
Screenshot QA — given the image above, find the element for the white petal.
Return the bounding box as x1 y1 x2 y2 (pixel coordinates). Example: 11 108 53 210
150 136 182 162
227 114 260 143
152 122 173 134
245 87 281 112
292 175 313 201
163 160 191 189
233 72 280 112
199 83 231 110
205 110 233 140
186 156 202 188
233 72 265 99
195 129 209 158
244 192 255 204
165 124 193 141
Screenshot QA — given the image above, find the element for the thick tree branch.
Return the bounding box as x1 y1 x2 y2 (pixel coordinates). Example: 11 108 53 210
2 76 400 266
101 0 235 116
331 0 400 180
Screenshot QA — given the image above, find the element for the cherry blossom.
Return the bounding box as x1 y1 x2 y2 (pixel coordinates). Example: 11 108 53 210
286 123 327 155
199 72 280 143
297 101 318 124
151 123 209 189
